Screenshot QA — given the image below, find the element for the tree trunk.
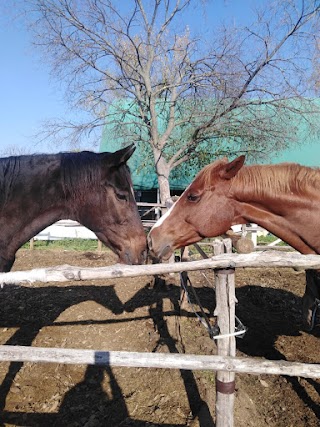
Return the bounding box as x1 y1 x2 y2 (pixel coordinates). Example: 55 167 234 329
153 148 175 280
153 149 172 207
158 174 172 207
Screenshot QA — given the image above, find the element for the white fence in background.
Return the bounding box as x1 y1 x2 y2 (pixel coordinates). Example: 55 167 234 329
34 221 271 242
34 220 97 241
33 220 273 248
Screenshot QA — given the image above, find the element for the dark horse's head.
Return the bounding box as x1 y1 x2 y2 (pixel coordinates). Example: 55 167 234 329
62 144 146 264
0 144 146 270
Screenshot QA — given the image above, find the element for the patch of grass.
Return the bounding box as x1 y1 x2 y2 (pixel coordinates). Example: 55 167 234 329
22 239 108 251
257 234 286 246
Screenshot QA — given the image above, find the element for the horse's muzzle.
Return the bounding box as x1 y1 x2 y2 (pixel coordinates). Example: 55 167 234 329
147 234 173 261
120 248 147 265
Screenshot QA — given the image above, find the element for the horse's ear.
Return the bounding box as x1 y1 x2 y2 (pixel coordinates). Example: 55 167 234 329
219 155 245 180
112 144 136 165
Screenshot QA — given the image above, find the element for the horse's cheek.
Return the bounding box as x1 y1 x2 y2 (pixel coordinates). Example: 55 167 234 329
198 197 233 237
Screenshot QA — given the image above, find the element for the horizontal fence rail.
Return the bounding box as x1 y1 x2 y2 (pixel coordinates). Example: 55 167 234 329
0 346 319 379
1 251 320 285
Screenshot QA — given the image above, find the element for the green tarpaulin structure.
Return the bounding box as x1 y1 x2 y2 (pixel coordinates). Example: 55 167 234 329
100 99 320 191
100 139 195 190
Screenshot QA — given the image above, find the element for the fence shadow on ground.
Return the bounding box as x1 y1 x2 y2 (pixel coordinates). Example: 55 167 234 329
0 279 319 425
0 282 215 426
235 284 320 421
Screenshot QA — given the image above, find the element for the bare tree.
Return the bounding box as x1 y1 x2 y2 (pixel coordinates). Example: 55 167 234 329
311 32 320 92
22 0 320 204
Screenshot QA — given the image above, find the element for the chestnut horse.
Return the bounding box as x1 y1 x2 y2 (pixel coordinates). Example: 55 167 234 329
148 156 320 330
0 144 146 271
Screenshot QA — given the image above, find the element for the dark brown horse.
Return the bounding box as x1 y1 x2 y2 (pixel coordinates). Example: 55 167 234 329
148 156 320 329
0 144 146 271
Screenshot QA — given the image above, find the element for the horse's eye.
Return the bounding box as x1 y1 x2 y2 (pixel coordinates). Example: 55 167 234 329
116 192 128 201
187 194 200 202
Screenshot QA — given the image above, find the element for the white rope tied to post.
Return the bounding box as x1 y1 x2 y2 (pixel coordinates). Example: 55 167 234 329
213 330 246 340
213 314 247 339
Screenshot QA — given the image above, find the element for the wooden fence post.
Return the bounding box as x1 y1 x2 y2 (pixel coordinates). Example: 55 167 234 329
214 238 236 427
29 238 34 250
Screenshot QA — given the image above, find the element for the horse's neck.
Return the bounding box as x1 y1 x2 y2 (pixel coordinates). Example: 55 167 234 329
0 156 75 247
233 180 308 220
231 169 320 254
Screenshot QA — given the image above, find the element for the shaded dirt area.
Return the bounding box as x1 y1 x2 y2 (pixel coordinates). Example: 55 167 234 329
0 249 319 426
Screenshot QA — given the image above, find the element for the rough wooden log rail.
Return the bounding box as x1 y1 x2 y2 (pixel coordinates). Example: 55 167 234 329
1 251 320 285
0 346 319 379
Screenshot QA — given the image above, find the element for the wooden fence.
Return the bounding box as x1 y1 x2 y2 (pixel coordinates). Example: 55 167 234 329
0 250 319 426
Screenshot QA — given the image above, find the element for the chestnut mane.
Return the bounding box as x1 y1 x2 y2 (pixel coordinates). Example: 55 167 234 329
194 158 320 198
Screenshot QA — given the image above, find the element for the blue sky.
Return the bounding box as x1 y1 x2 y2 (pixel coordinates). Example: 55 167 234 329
0 1 259 155
0 7 68 154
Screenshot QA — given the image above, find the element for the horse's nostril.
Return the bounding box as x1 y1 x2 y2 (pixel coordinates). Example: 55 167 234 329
140 249 147 264
124 251 132 264
123 249 147 265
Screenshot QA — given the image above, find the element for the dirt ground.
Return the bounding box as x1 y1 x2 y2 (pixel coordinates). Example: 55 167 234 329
0 248 319 427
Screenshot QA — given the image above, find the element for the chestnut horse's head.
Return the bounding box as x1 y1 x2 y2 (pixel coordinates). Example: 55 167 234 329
63 144 147 265
148 155 246 260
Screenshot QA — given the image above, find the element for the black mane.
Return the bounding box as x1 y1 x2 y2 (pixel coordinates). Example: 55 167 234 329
0 155 21 208
60 151 104 201
0 151 107 207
